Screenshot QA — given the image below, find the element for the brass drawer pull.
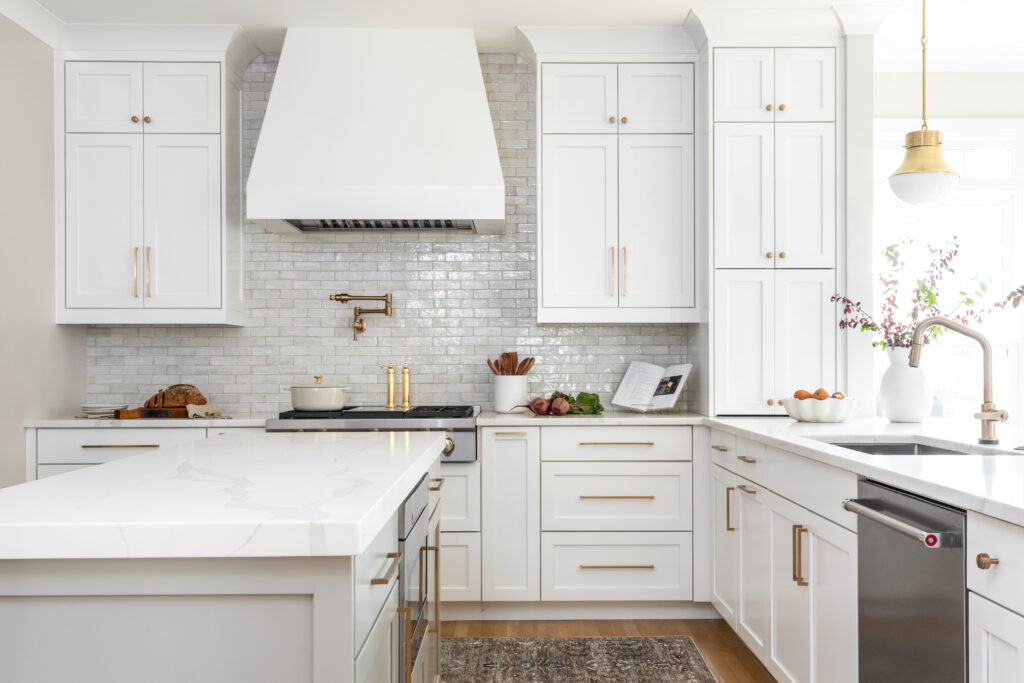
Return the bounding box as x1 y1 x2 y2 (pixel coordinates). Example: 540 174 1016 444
578 442 655 446
133 246 139 297
711 445 729 452
396 606 413 683
795 526 809 586
81 444 159 449
579 564 654 570
977 553 1000 570
610 246 615 296
494 431 527 436
429 477 444 492
145 246 152 297
737 455 758 464
726 486 735 531
579 495 655 500
370 551 402 585
737 485 758 494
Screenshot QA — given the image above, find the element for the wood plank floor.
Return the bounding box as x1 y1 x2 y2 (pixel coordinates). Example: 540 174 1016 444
442 619 776 683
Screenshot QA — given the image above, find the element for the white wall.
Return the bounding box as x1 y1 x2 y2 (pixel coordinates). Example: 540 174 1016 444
875 72 1024 118
0 12 86 487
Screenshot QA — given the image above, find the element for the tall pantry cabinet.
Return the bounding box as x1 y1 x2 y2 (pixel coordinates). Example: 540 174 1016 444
711 47 839 415
55 32 252 325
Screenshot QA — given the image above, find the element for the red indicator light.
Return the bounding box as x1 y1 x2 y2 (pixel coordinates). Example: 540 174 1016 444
925 534 938 547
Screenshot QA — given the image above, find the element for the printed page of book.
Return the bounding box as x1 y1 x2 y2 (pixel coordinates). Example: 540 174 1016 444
650 364 693 410
611 361 666 411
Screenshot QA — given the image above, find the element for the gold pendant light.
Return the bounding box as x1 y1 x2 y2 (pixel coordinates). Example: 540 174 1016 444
889 0 959 205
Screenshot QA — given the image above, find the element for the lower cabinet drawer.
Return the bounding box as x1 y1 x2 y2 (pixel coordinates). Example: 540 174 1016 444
37 428 207 464
541 426 692 462
541 461 692 532
968 511 1024 616
710 432 767 485
541 531 693 601
440 531 481 602
353 512 399 654
766 446 858 531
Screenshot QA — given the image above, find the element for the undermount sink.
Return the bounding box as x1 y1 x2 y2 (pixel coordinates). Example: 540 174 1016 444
828 442 967 456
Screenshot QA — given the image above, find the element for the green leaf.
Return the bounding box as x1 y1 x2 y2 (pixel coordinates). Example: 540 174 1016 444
981 282 988 292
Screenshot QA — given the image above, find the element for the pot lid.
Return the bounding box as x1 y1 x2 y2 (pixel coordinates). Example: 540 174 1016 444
291 376 350 389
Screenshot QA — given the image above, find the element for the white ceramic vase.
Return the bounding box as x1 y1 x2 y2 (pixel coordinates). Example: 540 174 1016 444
878 346 933 423
494 376 529 413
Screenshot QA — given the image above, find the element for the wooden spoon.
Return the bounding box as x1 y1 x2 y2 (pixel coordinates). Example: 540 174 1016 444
522 357 535 375
511 351 519 374
487 359 500 376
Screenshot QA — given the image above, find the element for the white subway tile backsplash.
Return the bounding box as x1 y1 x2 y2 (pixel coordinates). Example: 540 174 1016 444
84 53 692 415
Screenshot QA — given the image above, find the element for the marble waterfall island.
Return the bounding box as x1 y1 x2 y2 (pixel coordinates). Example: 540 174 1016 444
0 431 445 683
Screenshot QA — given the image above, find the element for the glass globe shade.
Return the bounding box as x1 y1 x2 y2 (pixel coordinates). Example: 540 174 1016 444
888 171 960 205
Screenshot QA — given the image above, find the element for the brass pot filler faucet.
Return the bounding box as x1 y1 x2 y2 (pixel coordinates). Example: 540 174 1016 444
329 293 392 340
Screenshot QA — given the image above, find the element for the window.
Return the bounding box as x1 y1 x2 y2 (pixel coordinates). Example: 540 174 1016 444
874 119 1024 419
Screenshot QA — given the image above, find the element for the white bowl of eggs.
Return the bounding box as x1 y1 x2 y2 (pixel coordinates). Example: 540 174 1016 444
782 389 857 423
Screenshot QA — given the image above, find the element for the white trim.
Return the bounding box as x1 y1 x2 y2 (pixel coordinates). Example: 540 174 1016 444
831 5 896 36
441 600 720 621
0 0 62 47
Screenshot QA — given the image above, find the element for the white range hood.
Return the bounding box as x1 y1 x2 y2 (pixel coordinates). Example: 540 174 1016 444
246 28 506 234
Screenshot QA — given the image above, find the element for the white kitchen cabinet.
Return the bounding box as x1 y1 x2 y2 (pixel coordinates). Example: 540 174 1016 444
143 135 221 308
714 48 834 123
480 428 540 601
714 123 774 268
775 124 836 268
735 479 771 663
715 269 835 415
711 466 740 627
713 48 774 123
354 583 400 683
142 62 220 134
618 134 695 308
969 592 1024 683
65 134 145 309
541 135 618 309
439 532 481 602
541 63 618 134
438 462 480 532
617 63 694 134
65 62 143 133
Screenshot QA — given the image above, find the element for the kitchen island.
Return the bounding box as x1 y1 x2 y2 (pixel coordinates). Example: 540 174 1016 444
0 431 444 683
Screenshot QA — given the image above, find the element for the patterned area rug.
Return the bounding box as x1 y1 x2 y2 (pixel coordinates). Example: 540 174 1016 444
442 636 717 682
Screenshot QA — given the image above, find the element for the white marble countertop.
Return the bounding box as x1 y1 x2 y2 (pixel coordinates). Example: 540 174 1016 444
707 417 1024 525
0 431 444 560
476 408 705 426
24 417 269 428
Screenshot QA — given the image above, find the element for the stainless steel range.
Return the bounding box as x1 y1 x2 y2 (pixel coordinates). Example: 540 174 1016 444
265 405 479 462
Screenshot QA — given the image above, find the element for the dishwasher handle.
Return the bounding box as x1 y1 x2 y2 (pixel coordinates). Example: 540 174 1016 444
843 499 957 549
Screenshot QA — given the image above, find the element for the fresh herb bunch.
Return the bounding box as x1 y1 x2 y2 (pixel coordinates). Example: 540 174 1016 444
549 391 604 415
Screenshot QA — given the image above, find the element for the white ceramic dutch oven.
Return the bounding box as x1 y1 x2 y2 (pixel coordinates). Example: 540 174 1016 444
290 376 349 411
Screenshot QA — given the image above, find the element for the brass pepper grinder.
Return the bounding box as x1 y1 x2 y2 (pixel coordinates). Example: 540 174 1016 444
379 363 396 410
401 363 411 411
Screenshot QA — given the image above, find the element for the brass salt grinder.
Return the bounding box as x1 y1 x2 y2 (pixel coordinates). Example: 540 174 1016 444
379 363 411 411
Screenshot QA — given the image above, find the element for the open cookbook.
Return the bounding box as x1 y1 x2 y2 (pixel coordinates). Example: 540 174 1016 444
611 361 693 412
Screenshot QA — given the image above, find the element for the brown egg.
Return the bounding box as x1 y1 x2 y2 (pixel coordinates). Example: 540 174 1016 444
832 391 846 400
812 388 830 400
793 390 812 400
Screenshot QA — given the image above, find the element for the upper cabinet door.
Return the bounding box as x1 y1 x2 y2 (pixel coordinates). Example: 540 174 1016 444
541 64 618 134
774 49 835 122
143 135 221 309
773 270 836 414
619 134 695 308
617 63 694 134
65 62 144 133
714 49 774 122
142 63 221 133
65 134 144 308
541 135 618 308
775 123 836 268
714 123 774 268
714 270 774 415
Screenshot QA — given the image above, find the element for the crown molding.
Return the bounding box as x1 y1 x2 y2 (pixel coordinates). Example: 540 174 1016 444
832 5 897 36
0 0 63 46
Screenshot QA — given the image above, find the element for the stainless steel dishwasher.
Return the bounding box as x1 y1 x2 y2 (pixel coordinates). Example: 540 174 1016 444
844 480 966 683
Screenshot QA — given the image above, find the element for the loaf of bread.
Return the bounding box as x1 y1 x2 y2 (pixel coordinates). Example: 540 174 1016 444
143 384 207 409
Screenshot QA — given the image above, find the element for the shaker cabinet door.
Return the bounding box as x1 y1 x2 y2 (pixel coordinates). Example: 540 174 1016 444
711 466 740 627
970 592 1024 683
541 63 618 134
713 48 774 122
65 134 145 309
65 62 143 133
714 270 774 415
142 62 221 133
714 123 774 268
775 123 836 268
774 48 835 123
617 63 694 134
773 270 836 414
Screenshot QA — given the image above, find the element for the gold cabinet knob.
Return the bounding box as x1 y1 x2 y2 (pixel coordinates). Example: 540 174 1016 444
131 115 139 123
779 104 787 111
779 251 787 259
977 553 1000 570
621 116 628 124
609 116 616 123
143 115 152 123
313 375 323 384
766 104 774 111
767 399 775 406
766 251 774 259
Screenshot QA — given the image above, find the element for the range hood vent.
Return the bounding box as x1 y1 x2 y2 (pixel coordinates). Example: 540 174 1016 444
246 28 506 235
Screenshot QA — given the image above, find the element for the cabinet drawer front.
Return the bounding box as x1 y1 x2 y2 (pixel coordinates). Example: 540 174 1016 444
440 532 481 602
541 531 692 601
438 462 480 532
710 433 767 484
354 581 399 683
766 447 857 531
541 461 692 532
353 513 399 655
541 426 691 462
968 511 1024 615
37 428 207 464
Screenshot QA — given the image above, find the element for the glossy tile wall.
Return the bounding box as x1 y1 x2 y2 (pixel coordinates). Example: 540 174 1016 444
84 53 692 416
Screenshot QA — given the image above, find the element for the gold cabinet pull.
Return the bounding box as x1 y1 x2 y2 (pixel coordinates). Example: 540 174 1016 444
81 444 159 449
737 455 758 464
767 399 775 406
131 115 139 123
579 564 653 570
494 431 527 437
778 104 787 112
133 246 139 297
795 525 809 586
429 477 444 492
143 115 152 123
766 104 774 111
610 246 616 297
620 116 628 124
766 251 774 259
579 495 655 500
779 251 787 259
711 445 729 452
977 553 1000 570
578 441 654 446
370 551 402 585
726 486 735 531
737 485 758 494
145 246 152 297
609 116 616 123
622 246 628 296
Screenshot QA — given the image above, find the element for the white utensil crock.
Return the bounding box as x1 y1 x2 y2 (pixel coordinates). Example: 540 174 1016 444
879 346 933 423
494 376 529 414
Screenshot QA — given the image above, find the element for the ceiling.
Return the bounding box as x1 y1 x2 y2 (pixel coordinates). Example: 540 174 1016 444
22 0 1024 70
